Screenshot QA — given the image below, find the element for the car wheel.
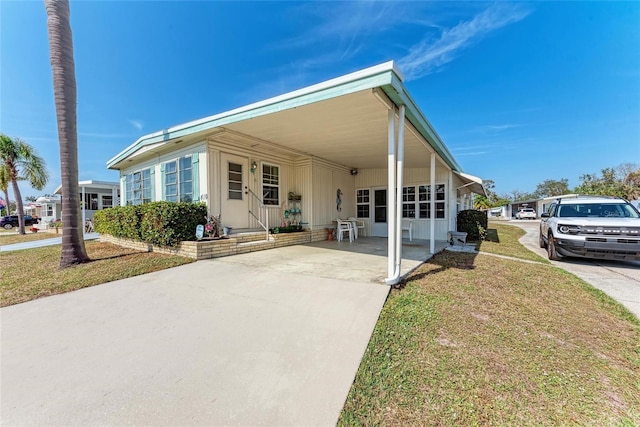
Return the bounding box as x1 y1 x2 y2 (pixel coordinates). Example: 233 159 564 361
547 232 562 261
3 223 13 229
539 231 546 248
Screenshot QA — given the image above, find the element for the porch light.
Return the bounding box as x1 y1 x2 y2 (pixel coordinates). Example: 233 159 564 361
250 160 258 174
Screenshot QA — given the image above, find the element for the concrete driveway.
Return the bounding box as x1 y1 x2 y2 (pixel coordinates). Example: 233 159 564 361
1 258 389 426
507 220 640 319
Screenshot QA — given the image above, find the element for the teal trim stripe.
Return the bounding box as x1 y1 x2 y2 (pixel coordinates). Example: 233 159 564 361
160 163 166 201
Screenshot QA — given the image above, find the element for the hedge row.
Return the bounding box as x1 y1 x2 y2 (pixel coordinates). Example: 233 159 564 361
93 202 207 247
456 209 488 241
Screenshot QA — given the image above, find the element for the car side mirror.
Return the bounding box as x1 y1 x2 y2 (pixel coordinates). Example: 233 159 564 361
541 213 550 218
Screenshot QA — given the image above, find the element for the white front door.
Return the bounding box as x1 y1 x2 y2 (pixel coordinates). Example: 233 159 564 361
221 153 249 229
370 187 388 237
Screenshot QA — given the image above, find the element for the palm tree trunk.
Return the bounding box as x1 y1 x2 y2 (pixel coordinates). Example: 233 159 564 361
2 189 9 216
10 178 26 234
45 0 89 267
0 165 10 216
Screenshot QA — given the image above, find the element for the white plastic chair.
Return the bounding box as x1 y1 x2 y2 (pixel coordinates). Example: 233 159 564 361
335 219 353 242
348 217 365 239
401 219 413 241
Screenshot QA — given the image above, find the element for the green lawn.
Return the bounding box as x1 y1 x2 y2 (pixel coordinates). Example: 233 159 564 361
0 230 61 246
339 226 639 426
1 241 194 307
478 221 549 263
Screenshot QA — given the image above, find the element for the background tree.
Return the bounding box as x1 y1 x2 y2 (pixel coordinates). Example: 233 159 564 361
473 194 492 210
0 134 49 234
623 169 640 200
533 178 570 198
25 195 38 202
45 0 89 266
474 179 511 209
574 163 639 199
509 190 537 202
0 164 10 215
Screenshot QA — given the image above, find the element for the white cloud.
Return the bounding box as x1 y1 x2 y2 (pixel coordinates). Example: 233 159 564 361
128 119 143 131
471 124 523 133
274 2 441 68
397 3 531 80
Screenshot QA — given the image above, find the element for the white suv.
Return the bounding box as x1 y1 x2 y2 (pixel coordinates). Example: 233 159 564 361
515 208 536 220
539 196 640 261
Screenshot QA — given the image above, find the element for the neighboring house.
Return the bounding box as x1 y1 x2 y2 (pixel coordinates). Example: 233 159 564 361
54 180 120 222
501 194 584 218
509 199 543 218
23 202 42 218
35 195 61 224
107 61 484 281
488 206 509 218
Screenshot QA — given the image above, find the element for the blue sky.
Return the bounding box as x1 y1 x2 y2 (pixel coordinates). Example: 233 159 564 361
1 1 639 199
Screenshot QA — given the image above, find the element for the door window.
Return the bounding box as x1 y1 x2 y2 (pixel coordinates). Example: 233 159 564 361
374 189 387 223
228 162 243 200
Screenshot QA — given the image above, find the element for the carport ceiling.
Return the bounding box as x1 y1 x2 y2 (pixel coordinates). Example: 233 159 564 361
223 89 436 169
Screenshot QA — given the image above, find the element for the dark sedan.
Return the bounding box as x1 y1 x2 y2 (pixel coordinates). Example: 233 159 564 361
0 215 40 229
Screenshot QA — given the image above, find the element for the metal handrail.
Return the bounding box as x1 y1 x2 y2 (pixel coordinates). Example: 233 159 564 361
246 188 270 240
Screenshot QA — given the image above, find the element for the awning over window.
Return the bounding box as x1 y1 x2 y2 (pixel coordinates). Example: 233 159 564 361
453 171 485 196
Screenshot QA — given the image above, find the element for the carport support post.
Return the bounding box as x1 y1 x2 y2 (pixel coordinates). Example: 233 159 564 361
385 105 406 285
394 105 406 277
112 186 118 207
430 153 435 254
449 170 455 233
81 185 85 234
386 107 396 279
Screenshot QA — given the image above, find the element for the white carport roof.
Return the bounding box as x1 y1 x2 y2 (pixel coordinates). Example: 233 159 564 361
107 61 482 191
53 180 120 195
35 195 61 204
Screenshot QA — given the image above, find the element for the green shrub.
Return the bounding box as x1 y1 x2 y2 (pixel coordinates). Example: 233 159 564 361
457 209 488 241
93 202 207 247
94 205 141 240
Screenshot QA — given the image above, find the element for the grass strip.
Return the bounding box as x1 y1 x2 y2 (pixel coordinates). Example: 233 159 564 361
0 232 61 246
1 241 194 307
479 222 549 263
340 237 639 426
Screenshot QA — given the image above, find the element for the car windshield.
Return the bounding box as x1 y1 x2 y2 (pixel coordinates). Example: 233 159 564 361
558 203 640 218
